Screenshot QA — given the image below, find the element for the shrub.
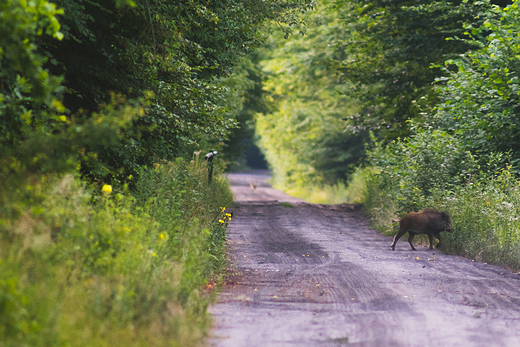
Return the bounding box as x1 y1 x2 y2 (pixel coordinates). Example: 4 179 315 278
0 159 233 346
430 0 520 166
441 167 520 270
359 136 520 269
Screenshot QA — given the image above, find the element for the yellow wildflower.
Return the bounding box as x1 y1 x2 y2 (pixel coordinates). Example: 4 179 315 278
219 219 225 224
159 232 165 240
102 184 112 194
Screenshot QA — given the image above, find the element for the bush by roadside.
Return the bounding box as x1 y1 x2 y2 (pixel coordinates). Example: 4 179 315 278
0 159 233 347
353 141 520 272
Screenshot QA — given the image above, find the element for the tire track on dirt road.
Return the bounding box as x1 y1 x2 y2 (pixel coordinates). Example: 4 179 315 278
209 172 520 347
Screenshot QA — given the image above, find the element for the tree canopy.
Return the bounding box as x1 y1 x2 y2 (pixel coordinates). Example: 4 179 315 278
1 0 315 185
252 0 516 190
255 4 366 186
332 0 510 143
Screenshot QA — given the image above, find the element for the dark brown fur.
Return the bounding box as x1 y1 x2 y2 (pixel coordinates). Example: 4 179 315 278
391 209 453 251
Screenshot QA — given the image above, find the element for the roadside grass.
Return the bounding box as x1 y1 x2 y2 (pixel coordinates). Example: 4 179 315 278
272 169 370 205
440 171 520 270
0 159 233 346
281 181 349 204
349 165 520 271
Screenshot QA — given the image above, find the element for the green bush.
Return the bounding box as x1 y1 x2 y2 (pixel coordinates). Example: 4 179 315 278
0 159 233 347
354 155 520 269
365 128 500 214
430 0 520 166
441 168 520 269
358 133 520 269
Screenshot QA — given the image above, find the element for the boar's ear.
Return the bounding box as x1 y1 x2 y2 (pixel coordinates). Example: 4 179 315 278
441 212 450 219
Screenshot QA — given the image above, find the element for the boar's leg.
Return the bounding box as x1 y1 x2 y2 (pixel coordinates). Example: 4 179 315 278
435 233 442 248
427 233 434 250
391 229 408 250
407 233 417 251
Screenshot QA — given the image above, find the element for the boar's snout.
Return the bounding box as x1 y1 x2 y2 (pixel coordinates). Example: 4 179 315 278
441 212 454 233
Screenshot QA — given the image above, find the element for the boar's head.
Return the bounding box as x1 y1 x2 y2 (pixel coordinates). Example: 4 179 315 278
440 212 454 233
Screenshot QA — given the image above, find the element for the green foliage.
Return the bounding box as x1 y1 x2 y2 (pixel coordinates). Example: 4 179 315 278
352 0 520 269
367 129 474 212
359 167 398 233
0 0 63 145
0 160 233 346
256 4 367 189
1 0 315 186
430 0 520 165
0 0 146 182
31 0 316 183
253 0 503 193
441 168 520 269
333 0 500 143
220 55 271 170
342 2 520 271
1 95 143 180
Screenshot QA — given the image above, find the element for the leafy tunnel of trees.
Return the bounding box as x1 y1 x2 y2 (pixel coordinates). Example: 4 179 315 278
245 0 520 190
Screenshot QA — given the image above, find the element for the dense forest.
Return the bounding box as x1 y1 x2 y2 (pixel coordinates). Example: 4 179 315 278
2 0 520 345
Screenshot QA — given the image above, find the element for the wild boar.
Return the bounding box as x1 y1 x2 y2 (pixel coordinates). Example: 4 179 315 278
391 209 453 251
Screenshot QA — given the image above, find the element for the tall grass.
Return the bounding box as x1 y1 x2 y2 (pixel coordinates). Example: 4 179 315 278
441 170 520 269
351 164 520 271
0 159 233 346
279 180 350 204
272 168 370 204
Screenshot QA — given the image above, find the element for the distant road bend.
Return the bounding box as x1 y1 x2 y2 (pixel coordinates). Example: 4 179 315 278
209 171 520 347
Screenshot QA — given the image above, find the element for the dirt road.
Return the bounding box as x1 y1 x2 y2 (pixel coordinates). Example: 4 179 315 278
209 172 520 347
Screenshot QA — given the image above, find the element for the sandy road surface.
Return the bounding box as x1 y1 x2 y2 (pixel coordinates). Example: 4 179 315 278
209 172 520 347
222 170 304 203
